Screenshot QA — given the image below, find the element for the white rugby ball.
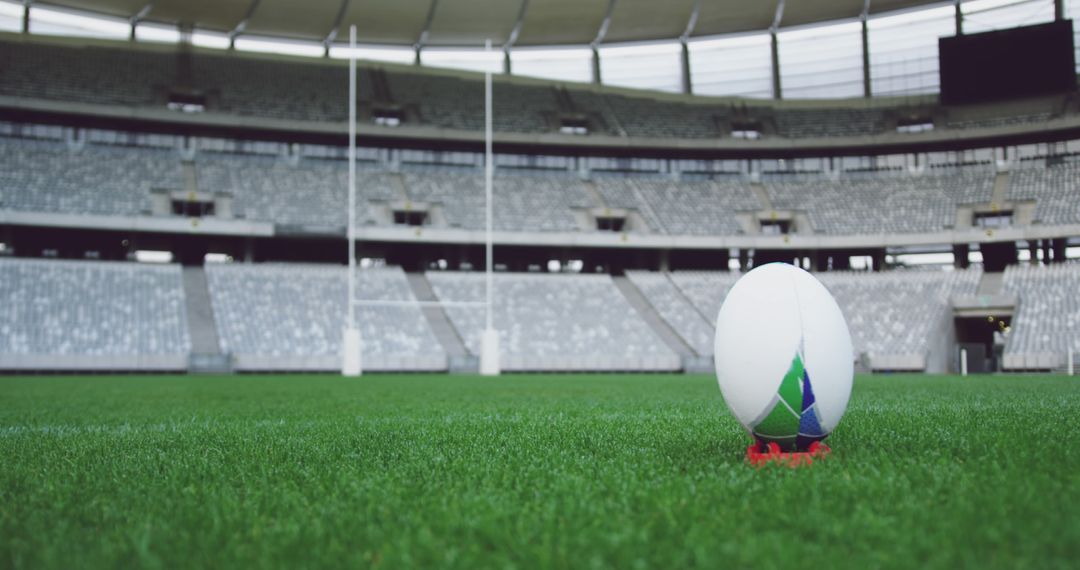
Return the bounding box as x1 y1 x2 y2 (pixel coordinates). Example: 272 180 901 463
713 263 853 451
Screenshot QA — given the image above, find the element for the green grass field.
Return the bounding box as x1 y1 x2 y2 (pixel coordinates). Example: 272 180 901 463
1 373 1078 569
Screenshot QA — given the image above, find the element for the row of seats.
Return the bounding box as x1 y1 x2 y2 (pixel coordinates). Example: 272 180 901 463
3 39 1059 140
773 108 888 139
9 134 1079 234
766 168 995 235
0 137 180 216
628 268 982 362
817 269 981 360
0 257 1073 371
947 112 1054 130
385 71 558 134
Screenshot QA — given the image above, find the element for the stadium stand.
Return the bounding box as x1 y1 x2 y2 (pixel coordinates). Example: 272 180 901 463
399 169 485 229
195 152 401 227
947 112 1054 130
191 55 366 123
625 271 715 356
1002 262 1080 369
0 258 190 369
385 71 557 133
816 269 981 368
667 271 742 330
601 94 724 139
591 175 666 231
765 169 994 234
11 130 1080 240
0 136 182 216
0 40 167 107
1008 159 1080 225
492 172 592 232
402 168 593 232
773 108 888 138
562 89 622 136
6 38 1068 141
640 268 981 371
205 263 446 371
426 272 680 371
631 178 759 235
197 153 347 227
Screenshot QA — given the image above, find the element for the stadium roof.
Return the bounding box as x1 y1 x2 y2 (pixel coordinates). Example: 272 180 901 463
45 0 949 47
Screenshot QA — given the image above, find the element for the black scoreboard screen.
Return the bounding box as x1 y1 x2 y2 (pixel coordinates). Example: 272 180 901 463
939 20 1076 105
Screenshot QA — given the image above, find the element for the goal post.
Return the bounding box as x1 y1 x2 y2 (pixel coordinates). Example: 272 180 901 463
480 38 500 376
340 32 500 376
342 24 361 377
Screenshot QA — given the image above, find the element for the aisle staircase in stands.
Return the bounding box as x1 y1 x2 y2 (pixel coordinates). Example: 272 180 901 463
182 266 231 373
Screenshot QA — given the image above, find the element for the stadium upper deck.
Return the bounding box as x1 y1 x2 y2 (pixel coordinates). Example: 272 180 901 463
1 33 1078 156
1 127 1078 255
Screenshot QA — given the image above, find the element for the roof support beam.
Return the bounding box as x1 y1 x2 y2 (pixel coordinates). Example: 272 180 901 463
323 0 352 57
229 0 262 50
679 0 701 94
129 2 155 41
22 0 31 34
590 0 618 84
414 0 440 65
861 0 871 98
502 0 529 74
769 0 785 99
680 41 692 94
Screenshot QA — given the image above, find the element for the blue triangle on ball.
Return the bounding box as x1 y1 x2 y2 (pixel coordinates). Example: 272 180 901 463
799 405 825 437
800 369 817 412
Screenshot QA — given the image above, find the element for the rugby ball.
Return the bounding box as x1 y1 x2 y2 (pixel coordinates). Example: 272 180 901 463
714 263 853 451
